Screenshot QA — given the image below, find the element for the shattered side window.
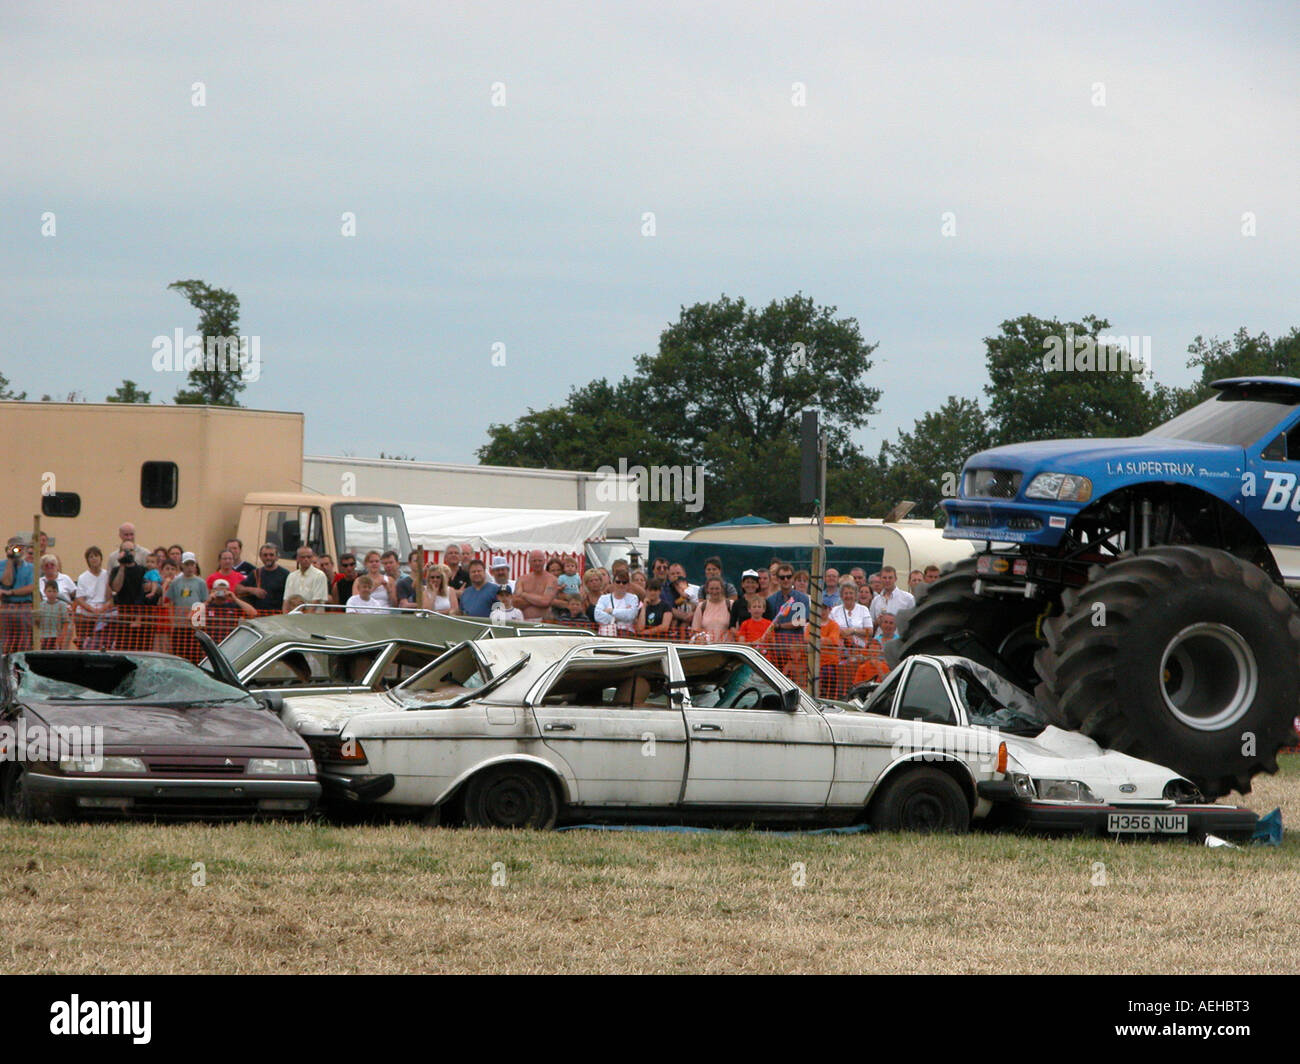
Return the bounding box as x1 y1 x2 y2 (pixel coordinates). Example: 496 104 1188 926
947 663 1046 735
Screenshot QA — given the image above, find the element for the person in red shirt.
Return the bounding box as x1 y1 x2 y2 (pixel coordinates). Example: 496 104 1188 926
206 549 246 593
736 595 773 643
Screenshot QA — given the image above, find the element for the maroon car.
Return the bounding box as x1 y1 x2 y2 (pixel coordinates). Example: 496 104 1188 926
0 649 319 821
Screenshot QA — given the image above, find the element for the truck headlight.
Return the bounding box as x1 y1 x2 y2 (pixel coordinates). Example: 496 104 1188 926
246 758 315 776
1034 779 1101 803
1025 473 1093 502
58 755 146 774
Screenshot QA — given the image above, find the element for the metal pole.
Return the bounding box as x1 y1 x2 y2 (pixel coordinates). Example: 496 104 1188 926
31 514 41 650
808 434 827 697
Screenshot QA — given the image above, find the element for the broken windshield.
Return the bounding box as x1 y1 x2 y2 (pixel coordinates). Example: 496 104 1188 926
14 654 255 707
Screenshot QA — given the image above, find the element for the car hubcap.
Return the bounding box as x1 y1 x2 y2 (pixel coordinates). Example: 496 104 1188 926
485 779 532 826
901 791 947 830
1159 623 1258 730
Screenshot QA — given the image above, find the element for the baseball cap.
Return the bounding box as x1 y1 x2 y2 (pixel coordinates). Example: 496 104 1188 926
491 555 509 569
181 551 197 564
212 578 230 590
741 569 759 579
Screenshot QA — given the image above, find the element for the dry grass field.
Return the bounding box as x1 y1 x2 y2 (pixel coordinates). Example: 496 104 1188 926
4 759 1300 975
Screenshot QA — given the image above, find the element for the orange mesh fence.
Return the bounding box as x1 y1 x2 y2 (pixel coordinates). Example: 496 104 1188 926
2 603 284 662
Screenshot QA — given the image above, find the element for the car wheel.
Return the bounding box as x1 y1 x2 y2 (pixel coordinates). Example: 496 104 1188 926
463 765 558 830
871 767 970 833
2 765 35 821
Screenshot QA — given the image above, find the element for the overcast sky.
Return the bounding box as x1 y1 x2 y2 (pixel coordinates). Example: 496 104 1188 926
3 1 1296 463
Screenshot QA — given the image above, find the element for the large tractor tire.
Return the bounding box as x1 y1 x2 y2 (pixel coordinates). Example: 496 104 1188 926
887 558 1047 687
1034 546 1300 798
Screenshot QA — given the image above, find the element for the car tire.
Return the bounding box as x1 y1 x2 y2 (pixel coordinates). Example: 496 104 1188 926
887 558 1044 685
871 767 970 833
1034 546 1300 799
463 764 558 830
2 765 35 822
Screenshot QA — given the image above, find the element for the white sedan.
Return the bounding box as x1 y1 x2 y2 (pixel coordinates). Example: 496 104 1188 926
271 636 1257 837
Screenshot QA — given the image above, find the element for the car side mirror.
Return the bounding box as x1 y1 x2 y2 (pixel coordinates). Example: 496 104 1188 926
783 687 800 712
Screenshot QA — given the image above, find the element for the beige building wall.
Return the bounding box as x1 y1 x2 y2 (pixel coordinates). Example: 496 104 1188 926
302 455 640 535
3 402 303 568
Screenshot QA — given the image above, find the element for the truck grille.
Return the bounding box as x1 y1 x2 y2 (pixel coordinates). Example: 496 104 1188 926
964 469 1022 499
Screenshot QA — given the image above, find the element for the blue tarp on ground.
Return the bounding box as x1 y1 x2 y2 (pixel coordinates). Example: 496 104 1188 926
556 823 873 836
1252 807 1283 845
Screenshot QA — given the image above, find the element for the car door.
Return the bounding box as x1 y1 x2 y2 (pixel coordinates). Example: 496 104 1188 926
529 648 687 806
676 645 835 807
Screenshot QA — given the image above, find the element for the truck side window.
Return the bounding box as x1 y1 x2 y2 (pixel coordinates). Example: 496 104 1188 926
140 462 178 508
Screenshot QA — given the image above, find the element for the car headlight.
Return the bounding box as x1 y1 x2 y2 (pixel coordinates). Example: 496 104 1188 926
1034 778 1101 803
1024 473 1093 502
246 758 315 776
58 755 146 774
1008 772 1036 799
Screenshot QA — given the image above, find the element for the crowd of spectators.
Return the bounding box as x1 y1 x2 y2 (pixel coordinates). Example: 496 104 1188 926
0 521 940 695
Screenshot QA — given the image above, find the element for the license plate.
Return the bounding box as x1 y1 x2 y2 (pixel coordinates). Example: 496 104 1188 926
1107 812 1188 834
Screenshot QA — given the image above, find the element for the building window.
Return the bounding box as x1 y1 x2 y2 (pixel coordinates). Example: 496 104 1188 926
41 492 81 519
141 462 178 508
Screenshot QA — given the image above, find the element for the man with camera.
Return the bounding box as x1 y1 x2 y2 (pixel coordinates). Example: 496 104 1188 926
112 522 149 568
107 542 149 650
0 537 36 651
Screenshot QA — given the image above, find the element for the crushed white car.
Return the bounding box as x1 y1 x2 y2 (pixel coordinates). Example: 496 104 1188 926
264 635 1256 837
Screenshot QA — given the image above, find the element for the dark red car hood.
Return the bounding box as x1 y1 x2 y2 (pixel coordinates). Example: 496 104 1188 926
24 700 307 752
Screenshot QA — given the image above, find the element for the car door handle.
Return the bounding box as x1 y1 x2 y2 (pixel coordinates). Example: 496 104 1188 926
544 722 576 732
692 723 722 733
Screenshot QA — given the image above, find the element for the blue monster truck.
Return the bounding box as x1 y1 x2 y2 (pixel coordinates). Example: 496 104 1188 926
891 377 1300 798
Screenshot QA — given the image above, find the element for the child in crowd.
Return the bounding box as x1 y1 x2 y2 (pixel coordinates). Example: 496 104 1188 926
736 595 772 643
557 556 582 596
345 575 386 614
38 579 71 648
491 585 526 623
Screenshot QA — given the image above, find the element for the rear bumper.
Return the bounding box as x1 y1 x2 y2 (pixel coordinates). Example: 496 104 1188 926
978 790 1258 838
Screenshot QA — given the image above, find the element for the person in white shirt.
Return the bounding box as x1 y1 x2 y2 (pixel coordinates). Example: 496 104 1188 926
284 546 329 609
40 554 78 605
74 546 112 648
830 579 873 650
345 575 387 614
594 573 641 632
490 586 526 624
869 566 915 624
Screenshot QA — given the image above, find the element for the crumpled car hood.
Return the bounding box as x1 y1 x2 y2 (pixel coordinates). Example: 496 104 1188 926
281 691 396 734
28 700 304 751
1001 726 1185 801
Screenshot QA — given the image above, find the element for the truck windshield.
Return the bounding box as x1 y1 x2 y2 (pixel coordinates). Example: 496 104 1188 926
332 504 411 561
1146 391 1298 447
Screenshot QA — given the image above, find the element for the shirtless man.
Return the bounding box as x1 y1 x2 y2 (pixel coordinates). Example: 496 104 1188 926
513 549 559 621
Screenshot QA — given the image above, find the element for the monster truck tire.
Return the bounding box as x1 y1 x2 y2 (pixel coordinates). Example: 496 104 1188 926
1033 545 1300 799
886 557 1046 688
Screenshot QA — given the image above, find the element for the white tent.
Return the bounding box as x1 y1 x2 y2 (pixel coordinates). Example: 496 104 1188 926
403 504 609 565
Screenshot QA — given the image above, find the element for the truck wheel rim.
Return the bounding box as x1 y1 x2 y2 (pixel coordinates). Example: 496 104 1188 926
1159 623 1257 731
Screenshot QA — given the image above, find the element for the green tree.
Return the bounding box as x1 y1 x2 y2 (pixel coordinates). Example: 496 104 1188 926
983 314 1165 445
872 396 992 523
0 371 26 400
1158 326 1300 417
106 379 152 404
478 294 881 525
167 279 247 406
